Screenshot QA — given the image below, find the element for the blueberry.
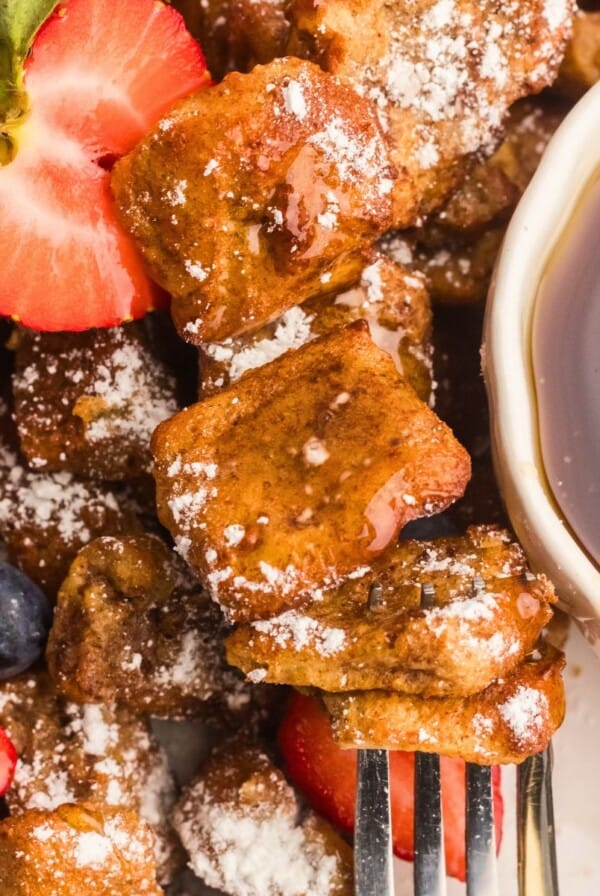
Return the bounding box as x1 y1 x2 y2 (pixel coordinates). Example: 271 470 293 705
0 563 52 680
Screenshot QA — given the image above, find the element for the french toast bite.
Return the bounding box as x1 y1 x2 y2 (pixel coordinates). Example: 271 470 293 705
46 534 240 718
557 9 600 96
112 58 395 344
0 802 163 896
0 672 179 882
11 320 179 481
199 253 433 403
388 97 569 304
153 324 470 622
0 435 142 599
172 735 353 895
226 526 556 696
322 644 566 764
287 0 574 225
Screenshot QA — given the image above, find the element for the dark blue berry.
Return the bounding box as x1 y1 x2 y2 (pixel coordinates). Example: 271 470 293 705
0 563 52 680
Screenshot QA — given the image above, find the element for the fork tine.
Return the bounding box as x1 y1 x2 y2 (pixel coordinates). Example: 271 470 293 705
466 763 499 896
414 582 447 896
414 750 447 896
354 748 394 896
517 745 559 896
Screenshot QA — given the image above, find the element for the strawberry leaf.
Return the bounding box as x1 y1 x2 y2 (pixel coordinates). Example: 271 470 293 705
0 0 59 156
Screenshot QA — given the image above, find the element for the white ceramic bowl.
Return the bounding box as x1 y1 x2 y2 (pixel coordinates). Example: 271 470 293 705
483 81 600 648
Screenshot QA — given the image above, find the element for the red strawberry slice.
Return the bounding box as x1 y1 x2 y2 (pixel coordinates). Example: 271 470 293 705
0 0 210 331
0 726 17 797
278 692 504 882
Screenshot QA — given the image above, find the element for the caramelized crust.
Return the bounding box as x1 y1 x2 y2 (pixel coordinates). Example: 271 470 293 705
323 644 566 764
226 526 556 696
199 254 433 403
0 802 163 896
11 320 178 481
288 0 574 224
46 534 239 718
557 10 600 96
153 324 470 622
112 58 395 344
172 737 353 895
0 672 179 882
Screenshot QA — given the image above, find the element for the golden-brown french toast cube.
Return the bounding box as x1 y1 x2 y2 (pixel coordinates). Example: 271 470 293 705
287 0 574 225
431 99 569 237
172 737 353 895
153 323 471 622
323 643 566 764
199 253 433 403
557 9 600 96
46 534 238 718
226 526 556 696
388 98 569 305
0 802 163 896
112 58 395 344
0 672 179 883
0 435 142 599
11 320 178 481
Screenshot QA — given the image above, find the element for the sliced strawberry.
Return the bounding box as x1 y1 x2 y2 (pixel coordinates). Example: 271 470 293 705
278 692 504 882
0 0 210 331
0 726 17 797
25 0 210 159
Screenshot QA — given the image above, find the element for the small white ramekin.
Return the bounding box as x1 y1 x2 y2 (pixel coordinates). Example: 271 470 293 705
483 81 600 648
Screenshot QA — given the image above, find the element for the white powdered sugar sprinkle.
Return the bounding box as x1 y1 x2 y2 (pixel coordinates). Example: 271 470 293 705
253 610 346 656
499 685 549 745
0 442 121 546
74 832 113 868
174 769 342 896
205 306 314 385
302 436 330 466
282 79 308 120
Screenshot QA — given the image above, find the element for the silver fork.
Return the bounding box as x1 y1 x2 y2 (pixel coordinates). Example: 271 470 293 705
354 581 559 896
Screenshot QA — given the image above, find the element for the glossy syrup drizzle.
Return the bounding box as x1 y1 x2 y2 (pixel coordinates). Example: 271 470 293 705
533 175 600 566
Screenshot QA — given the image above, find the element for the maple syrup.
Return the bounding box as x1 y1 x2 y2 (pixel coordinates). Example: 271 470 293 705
533 175 600 565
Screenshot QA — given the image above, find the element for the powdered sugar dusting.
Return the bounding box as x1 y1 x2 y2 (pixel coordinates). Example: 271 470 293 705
282 79 308 120
74 831 113 868
173 755 345 896
253 610 346 656
302 436 330 466
355 0 574 172
499 685 549 744
204 306 314 387
0 441 122 546
81 332 178 453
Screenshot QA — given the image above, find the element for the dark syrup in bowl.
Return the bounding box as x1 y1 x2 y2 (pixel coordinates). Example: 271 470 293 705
533 175 600 566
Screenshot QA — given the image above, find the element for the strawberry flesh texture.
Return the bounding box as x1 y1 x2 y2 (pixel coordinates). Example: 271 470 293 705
0 0 210 331
278 692 504 882
0 726 17 797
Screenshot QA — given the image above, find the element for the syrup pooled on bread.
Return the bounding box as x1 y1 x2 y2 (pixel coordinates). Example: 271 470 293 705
0 0 587 891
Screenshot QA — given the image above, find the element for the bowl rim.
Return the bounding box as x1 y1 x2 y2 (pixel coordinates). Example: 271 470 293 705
483 81 600 622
